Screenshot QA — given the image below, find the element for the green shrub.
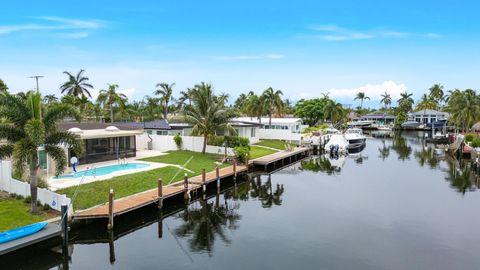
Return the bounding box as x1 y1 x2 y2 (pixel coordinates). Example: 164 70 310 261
471 138 480 148
173 134 183 149
465 133 476 143
302 124 329 134
225 136 250 148
234 146 250 163
208 135 225 146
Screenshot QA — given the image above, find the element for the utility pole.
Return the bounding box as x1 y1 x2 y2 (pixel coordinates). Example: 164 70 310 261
28 75 44 92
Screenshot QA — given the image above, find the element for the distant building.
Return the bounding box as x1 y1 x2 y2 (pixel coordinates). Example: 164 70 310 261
410 109 450 124
360 113 396 124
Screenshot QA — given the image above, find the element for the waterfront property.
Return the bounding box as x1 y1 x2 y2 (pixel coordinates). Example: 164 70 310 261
233 117 307 141
410 109 450 124
57 122 144 170
359 113 396 124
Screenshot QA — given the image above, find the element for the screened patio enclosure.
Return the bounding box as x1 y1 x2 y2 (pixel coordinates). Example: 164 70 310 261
69 136 137 165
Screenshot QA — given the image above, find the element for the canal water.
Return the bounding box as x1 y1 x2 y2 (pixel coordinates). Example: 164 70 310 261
4 131 480 270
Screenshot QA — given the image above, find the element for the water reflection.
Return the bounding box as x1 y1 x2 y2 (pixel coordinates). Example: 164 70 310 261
249 175 285 208
444 160 478 194
174 196 241 255
391 134 413 160
300 155 344 175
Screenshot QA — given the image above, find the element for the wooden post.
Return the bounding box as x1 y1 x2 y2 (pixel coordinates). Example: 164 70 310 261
216 166 220 192
245 154 249 172
108 189 114 230
183 173 189 202
233 161 237 178
158 178 163 209
61 204 68 247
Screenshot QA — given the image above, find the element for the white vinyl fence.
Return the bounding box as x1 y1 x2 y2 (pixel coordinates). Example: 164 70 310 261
0 160 71 212
137 134 235 156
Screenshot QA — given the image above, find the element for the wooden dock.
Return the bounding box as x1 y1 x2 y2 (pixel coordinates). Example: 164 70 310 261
251 147 309 168
74 165 247 220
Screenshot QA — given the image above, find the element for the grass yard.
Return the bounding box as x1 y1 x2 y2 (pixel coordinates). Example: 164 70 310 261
57 166 186 210
249 145 278 159
139 150 228 174
0 194 58 231
254 139 297 150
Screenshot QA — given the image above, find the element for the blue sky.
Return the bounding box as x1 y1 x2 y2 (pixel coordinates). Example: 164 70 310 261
1 0 479 108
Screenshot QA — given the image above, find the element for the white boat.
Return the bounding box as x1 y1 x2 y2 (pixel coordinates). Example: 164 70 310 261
347 120 374 127
377 125 393 131
324 134 348 153
344 128 366 149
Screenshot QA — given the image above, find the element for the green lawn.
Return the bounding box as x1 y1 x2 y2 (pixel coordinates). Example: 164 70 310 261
249 145 278 159
139 150 228 174
57 166 186 210
0 196 57 231
254 139 297 150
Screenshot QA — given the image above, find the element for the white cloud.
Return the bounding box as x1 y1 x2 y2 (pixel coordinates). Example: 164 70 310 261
215 54 285 60
327 81 407 101
306 24 443 41
0 17 105 36
62 32 89 39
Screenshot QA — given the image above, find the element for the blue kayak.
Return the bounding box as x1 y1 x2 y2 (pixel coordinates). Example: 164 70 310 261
0 222 48 244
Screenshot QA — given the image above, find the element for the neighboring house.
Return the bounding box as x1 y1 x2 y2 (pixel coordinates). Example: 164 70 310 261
53 122 144 172
410 109 450 124
360 113 396 124
232 117 306 141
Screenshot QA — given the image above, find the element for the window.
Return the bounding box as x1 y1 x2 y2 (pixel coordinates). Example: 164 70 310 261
156 130 168 135
146 130 153 135
251 127 255 137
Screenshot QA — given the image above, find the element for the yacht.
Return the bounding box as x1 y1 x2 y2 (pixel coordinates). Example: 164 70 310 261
344 128 366 149
324 134 348 153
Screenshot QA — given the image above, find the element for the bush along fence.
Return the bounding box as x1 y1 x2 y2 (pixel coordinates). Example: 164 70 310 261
0 160 72 213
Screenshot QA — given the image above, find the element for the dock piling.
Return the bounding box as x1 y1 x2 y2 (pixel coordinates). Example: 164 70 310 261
61 204 68 247
216 166 220 192
108 189 115 230
158 178 163 209
233 161 237 178
184 173 190 202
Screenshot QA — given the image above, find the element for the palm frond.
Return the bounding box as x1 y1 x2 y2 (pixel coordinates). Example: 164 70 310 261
44 145 67 176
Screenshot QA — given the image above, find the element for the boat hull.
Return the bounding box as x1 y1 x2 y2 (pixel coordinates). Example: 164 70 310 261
0 222 48 244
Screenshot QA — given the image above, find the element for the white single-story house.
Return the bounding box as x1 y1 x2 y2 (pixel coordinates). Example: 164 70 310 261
360 113 396 124
49 122 144 173
232 117 307 141
410 109 450 124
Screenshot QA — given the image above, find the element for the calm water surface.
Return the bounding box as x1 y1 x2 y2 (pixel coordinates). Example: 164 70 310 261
5 132 480 270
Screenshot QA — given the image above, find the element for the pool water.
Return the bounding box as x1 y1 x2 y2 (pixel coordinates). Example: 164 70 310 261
55 163 150 179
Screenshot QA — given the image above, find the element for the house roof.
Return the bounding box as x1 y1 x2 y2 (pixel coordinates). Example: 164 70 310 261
169 123 192 130
118 120 171 130
232 117 302 124
230 120 263 127
411 109 450 116
59 122 141 131
361 113 396 119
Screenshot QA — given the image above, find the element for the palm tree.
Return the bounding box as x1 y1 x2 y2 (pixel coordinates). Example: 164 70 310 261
183 82 234 154
380 92 392 111
415 94 437 125
261 87 283 126
0 79 8 92
444 89 480 131
397 91 414 113
43 94 58 105
155 82 175 119
97 84 127 123
428 83 444 108
354 92 370 109
324 100 345 125
60 69 94 98
245 94 266 123
0 92 81 213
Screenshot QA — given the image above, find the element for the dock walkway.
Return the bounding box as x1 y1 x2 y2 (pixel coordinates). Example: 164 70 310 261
251 147 309 167
74 165 247 220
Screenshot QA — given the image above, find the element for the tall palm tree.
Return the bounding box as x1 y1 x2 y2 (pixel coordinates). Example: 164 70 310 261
397 91 414 113
261 87 284 126
354 92 370 109
380 92 392 111
415 94 437 125
0 79 8 92
155 82 175 119
60 69 94 98
444 89 480 131
183 82 234 154
245 94 266 123
324 100 345 125
428 83 444 109
97 84 127 123
43 94 58 105
0 92 81 213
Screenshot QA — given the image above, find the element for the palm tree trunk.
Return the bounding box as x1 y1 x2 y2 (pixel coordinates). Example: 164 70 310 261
29 156 39 214
269 113 272 127
164 101 168 119
202 134 207 154
110 106 114 123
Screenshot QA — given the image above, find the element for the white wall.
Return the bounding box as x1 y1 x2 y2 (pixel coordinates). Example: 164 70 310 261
0 160 72 213
137 134 235 155
257 129 303 142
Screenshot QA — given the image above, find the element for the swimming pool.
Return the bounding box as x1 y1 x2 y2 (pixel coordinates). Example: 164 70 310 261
55 163 151 179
